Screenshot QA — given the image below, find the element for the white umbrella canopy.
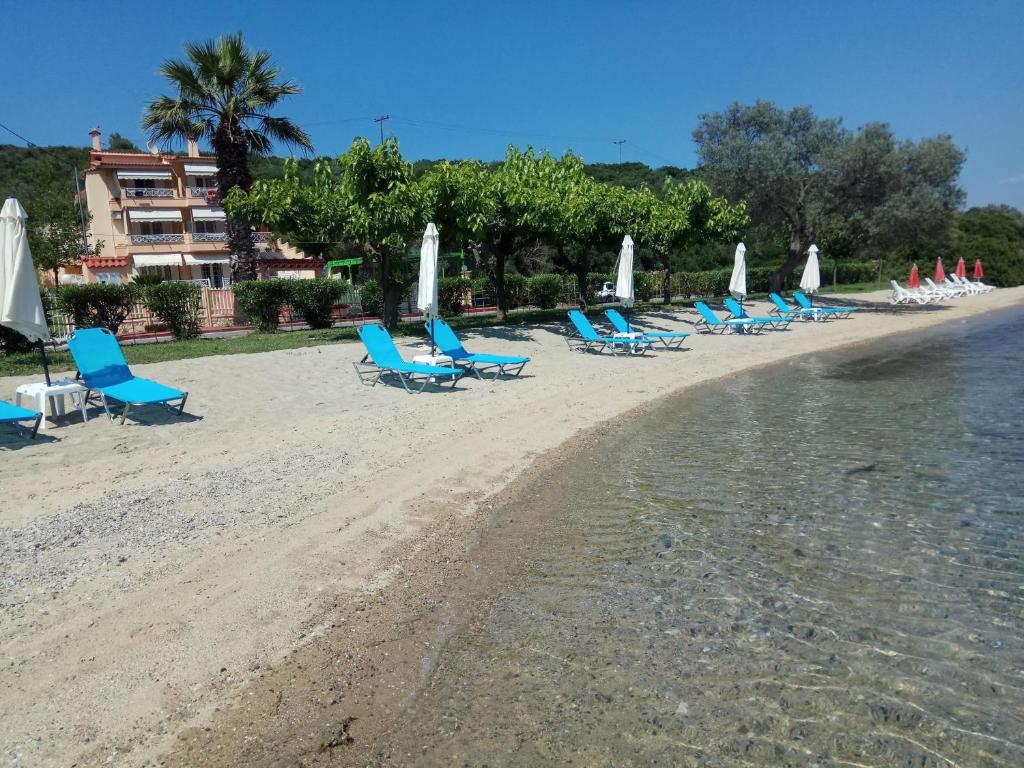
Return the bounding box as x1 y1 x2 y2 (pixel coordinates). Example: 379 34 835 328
800 244 822 294
1 198 50 343
416 222 440 353
728 242 747 300
615 235 635 308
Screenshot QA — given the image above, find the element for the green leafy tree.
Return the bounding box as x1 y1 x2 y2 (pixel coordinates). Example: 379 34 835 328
694 100 964 290
28 187 101 284
106 132 140 152
142 32 313 282
637 179 748 302
337 138 431 327
955 205 1024 287
227 137 430 328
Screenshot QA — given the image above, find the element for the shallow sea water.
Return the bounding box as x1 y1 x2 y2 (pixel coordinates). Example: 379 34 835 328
375 307 1024 767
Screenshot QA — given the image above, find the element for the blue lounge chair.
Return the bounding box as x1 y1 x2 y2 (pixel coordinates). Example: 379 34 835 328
604 309 689 349
692 302 762 334
768 292 827 321
1 400 42 439
566 310 654 355
793 291 858 318
723 298 792 331
354 323 462 393
67 328 188 424
425 318 529 379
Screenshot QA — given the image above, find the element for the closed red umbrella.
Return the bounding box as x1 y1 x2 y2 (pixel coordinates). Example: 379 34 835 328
908 263 920 288
955 257 966 279
973 259 984 279
935 258 946 282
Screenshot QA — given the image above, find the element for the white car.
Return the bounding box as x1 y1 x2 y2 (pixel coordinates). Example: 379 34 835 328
596 281 616 301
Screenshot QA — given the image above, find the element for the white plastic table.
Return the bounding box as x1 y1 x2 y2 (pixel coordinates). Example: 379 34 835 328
612 331 645 353
15 378 89 430
412 354 455 382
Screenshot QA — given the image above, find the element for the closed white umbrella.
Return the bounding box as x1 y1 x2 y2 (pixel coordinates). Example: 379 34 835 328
800 244 821 294
614 235 634 330
416 222 440 354
728 242 747 303
1 198 52 383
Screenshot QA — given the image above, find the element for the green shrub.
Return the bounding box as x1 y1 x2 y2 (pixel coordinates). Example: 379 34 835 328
503 273 528 308
633 271 656 301
470 276 494 304
359 280 382 317
438 276 472 317
57 283 139 333
141 282 203 340
233 279 290 332
288 278 347 329
527 274 563 309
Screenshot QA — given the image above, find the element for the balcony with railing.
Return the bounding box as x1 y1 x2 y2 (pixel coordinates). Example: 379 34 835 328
123 186 176 198
188 186 218 198
131 233 186 245
192 231 227 242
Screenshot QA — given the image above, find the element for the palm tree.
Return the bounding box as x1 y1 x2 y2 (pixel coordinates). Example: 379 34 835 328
142 32 313 281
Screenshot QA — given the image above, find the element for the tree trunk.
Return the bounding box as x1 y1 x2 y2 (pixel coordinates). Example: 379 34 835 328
379 248 402 329
576 266 589 309
661 254 672 304
770 232 805 293
212 126 257 282
493 251 508 322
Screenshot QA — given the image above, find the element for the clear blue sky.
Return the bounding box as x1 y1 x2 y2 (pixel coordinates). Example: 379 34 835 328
4 0 1022 208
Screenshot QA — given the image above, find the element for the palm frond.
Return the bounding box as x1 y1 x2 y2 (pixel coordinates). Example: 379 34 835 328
142 32 313 156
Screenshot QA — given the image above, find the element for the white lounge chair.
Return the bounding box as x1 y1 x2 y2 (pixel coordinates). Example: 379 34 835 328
952 274 992 294
925 277 960 299
889 280 930 305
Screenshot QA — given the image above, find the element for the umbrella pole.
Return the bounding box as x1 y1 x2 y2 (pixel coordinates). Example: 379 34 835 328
429 318 436 356
38 339 52 386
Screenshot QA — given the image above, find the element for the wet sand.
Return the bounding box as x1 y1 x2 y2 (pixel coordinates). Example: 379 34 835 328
1 288 1022 766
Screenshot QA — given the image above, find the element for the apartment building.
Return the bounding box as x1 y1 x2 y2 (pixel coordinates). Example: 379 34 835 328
70 128 321 286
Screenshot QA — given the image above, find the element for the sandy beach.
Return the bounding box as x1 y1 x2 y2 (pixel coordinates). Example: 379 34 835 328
1 288 1021 767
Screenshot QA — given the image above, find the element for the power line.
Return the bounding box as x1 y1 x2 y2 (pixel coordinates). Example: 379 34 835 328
0 120 40 148
389 116 617 146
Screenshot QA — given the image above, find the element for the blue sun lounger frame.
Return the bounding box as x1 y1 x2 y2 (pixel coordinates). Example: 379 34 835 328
354 323 463 393
768 292 827 321
604 309 689 349
723 298 792 330
1 400 42 439
693 302 762 334
793 291 858 318
425 318 529 379
566 310 654 354
67 328 188 424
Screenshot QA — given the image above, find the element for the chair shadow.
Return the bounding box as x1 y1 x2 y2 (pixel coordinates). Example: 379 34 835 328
0 429 60 450
78 400 203 427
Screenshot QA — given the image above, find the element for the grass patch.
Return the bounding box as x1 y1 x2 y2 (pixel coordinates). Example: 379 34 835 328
0 327 361 378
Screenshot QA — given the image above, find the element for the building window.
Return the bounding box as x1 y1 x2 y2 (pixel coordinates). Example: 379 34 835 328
201 263 226 288
193 221 225 234
94 272 122 285
135 265 179 282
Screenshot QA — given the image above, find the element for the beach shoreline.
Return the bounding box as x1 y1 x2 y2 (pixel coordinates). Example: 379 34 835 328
1 288 1022 767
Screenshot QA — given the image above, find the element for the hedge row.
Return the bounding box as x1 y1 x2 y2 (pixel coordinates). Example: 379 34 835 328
233 278 349 331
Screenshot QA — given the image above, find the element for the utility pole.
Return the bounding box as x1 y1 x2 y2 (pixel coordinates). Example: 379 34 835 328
373 115 390 144
614 139 626 163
